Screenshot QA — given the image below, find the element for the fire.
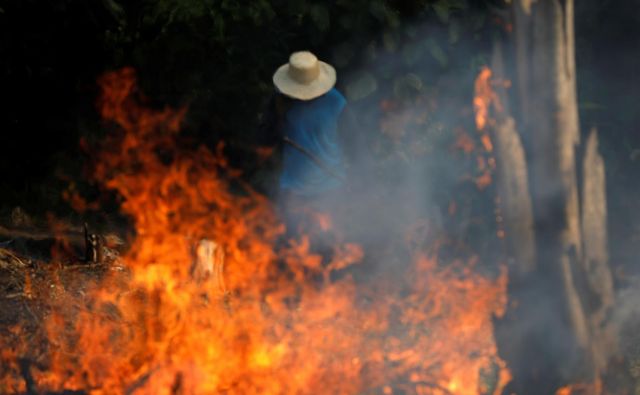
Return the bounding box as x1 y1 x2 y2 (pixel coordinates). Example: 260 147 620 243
1 68 510 394
473 67 502 132
467 67 502 191
555 382 601 395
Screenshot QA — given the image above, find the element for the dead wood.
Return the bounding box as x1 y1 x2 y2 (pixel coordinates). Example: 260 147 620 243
490 39 536 276
192 239 227 296
0 248 28 269
0 225 123 248
527 0 591 351
83 223 103 264
581 128 617 373
509 0 599 390
0 223 123 267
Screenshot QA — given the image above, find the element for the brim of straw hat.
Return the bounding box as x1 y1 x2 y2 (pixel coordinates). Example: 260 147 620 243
272 61 336 101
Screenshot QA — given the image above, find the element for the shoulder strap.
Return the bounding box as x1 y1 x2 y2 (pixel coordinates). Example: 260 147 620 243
282 136 346 182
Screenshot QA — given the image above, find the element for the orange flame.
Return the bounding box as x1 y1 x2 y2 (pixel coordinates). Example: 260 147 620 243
473 67 503 132
1 68 510 394
470 67 505 190
555 382 601 395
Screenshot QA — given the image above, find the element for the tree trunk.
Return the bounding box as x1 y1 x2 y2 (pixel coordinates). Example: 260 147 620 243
512 0 533 138
529 0 590 352
581 128 617 375
490 40 536 277
488 39 542 395
509 0 607 391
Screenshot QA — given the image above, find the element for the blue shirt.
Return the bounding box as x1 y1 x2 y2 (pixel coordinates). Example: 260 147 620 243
279 88 347 196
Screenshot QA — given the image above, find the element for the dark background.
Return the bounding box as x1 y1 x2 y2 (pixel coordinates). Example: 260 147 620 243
0 0 638 272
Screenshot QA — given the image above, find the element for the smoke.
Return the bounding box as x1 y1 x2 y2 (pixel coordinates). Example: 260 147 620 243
265 18 516 391
611 279 640 373
267 7 640 392
270 19 497 277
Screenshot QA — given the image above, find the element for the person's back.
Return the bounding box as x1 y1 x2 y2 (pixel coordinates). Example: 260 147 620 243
266 51 351 247
279 87 347 197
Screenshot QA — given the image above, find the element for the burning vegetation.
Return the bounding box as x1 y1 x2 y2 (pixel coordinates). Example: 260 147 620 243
2 2 639 394
0 68 510 394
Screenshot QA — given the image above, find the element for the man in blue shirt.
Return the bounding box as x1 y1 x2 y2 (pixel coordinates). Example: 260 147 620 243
273 51 347 196
263 51 361 241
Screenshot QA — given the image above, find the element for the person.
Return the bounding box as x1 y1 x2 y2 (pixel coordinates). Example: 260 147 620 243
259 51 363 247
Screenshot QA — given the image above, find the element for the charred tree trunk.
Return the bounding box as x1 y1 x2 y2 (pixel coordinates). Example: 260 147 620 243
506 0 616 393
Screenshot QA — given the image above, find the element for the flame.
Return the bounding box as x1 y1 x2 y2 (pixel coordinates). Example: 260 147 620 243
473 67 502 132
1 68 510 394
555 382 601 395
470 67 505 191
454 131 475 154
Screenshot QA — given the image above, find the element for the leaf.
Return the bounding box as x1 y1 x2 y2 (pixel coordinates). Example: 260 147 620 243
404 26 419 39
102 0 125 23
345 71 378 102
286 0 307 15
448 20 461 44
432 0 468 23
369 0 388 22
432 1 451 23
211 12 225 40
386 10 400 29
332 43 355 68
401 42 424 66
469 13 486 30
393 73 423 99
426 38 448 67
378 59 395 80
383 31 397 52
309 3 330 32
364 41 378 62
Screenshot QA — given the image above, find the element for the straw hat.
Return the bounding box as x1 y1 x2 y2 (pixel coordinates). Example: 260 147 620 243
273 51 336 101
